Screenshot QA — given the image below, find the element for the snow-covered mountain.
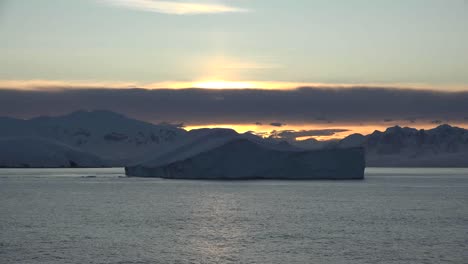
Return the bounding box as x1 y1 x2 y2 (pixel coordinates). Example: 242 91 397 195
334 125 468 167
0 111 293 167
0 110 187 164
0 137 105 168
131 127 300 167
1 110 467 168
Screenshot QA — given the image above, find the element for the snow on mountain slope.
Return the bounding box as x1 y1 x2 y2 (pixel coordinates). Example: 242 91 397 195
336 125 468 167
134 128 300 167
0 110 187 161
2 110 467 168
0 137 105 168
336 134 366 149
1 111 292 167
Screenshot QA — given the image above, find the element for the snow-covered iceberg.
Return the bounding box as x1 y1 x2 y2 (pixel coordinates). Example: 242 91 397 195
125 138 365 180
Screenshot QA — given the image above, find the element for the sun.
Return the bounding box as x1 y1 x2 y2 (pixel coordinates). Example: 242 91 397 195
193 80 256 89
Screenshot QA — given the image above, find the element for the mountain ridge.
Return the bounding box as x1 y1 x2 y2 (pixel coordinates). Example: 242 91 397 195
0 110 187 164
330 124 468 167
1 110 467 168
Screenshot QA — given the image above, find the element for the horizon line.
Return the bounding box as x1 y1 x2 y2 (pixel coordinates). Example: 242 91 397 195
1 79 468 92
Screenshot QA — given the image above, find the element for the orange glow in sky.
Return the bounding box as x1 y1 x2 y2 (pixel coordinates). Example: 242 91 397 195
185 122 468 141
192 81 256 89
184 123 373 141
2 79 468 92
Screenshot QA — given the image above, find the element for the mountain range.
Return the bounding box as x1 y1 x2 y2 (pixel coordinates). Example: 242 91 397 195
335 125 468 167
0 110 467 168
0 110 186 167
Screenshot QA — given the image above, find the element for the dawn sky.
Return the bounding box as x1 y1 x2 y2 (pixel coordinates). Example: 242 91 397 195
1 0 468 138
1 0 467 88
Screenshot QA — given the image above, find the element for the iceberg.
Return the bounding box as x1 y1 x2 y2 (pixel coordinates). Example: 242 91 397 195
125 138 365 180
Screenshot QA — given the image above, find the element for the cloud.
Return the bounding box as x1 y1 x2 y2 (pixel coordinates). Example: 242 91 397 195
272 129 350 140
270 122 285 127
0 87 468 126
159 121 185 128
405 118 417 123
100 0 248 15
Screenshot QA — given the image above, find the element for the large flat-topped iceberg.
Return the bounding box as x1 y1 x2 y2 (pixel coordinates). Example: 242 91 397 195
125 138 365 180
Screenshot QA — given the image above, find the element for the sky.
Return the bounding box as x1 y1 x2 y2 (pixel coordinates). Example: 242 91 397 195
1 0 468 139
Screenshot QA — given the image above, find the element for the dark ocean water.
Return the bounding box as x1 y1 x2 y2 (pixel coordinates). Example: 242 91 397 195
1 168 467 264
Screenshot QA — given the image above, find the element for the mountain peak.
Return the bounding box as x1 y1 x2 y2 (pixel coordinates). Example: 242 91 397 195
384 126 417 134
429 124 466 135
433 124 454 130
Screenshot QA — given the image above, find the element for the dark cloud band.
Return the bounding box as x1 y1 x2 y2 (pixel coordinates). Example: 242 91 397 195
0 87 467 124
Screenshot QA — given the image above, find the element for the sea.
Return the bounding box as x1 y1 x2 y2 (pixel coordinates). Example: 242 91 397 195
1 168 467 264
